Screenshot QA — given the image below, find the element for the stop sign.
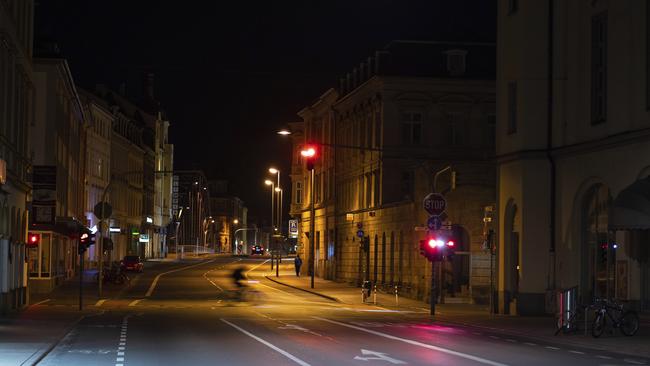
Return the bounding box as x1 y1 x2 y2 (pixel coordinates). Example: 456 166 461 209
423 193 446 216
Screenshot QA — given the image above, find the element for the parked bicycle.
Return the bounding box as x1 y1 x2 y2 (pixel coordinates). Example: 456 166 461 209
592 298 639 338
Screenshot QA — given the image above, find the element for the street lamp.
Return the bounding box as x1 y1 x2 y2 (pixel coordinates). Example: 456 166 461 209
264 179 275 233
301 145 317 288
277 129 291 136
269 167 281 231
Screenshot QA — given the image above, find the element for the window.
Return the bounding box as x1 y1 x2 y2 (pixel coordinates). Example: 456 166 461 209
295 181 302 205
508 0 518 15
507 82 517 134
444 49 467 76
445 112 464 146
400 111 422 145
592 12 607 124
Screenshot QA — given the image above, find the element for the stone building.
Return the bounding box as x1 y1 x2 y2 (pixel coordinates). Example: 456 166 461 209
79 89 112 266
0 0 35 312
291 40 496 304
30 57 87 294
209 180 247 254
496 0 650 315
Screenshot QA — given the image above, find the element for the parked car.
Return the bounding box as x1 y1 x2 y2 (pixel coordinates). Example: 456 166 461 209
251 246 264 255
121 255 144 272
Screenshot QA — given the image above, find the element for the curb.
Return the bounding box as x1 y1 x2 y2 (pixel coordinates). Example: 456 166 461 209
264 275 342 303
24 310 97 366
432 316 650 359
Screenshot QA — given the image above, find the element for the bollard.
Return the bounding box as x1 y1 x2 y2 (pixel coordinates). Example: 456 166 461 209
373 284 377 305
395 285 399 307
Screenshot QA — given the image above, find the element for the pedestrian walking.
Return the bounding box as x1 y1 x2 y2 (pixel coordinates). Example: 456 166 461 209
294 255 302 277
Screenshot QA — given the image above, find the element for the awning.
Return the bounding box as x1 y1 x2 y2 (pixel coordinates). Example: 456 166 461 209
610 177 650 230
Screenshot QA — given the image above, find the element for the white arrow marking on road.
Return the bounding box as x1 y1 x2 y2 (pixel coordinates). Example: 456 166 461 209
314 317 508 366
353 349 406 364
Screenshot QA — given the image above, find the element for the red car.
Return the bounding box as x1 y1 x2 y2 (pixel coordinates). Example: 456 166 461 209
121 255 144 272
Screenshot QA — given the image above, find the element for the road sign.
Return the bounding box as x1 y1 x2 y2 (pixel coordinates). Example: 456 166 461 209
93 202 112 220
427 216 442 231
288 219 298 238
356 222 363 229
357 230 364 238
423 193 446 216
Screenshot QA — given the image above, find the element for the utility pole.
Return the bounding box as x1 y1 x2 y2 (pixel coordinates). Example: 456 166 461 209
309 167 315 289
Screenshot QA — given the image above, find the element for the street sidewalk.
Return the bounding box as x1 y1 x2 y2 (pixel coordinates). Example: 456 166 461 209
265 260 650 359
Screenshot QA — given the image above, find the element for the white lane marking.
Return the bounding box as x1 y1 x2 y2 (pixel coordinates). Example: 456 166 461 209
221 319 311 366
146 258 218 297
624 359 647 365
95 299 108 307
246 259 270 275
489 335 500 339
505 339 517 343
523 342 537 346
596 355 612 360
117 352 125 356
116 357 124 362
545 346 560 350
569 350 585 355
32 298 51 306
354 349 406 364
315 317 508 366
128 299 143 307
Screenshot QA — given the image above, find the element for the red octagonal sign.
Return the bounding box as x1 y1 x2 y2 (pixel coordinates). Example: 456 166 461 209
423 193 446 216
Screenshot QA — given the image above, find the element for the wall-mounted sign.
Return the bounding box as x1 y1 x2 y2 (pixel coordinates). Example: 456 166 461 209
139 234 150 243
288 219 298 238
146 216 153 224
32 166 57 225
346 213 354 222
109 227 121 233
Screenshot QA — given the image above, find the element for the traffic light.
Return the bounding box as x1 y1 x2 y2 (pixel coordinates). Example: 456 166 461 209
599 243 608 264
27 232 40 247
419 235 456 262
78 232 96 254
300 145 317 170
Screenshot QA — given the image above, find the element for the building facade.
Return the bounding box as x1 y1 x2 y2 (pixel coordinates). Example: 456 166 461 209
0 0 35 312
79 89 112 266
291 41 496 304
174 171 209 252
30 57 87 294
497 0 650 315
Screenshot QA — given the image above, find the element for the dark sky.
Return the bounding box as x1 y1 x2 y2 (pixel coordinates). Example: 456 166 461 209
35 0 496 222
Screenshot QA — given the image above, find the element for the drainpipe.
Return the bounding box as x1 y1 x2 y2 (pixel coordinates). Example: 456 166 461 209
546 0 557 293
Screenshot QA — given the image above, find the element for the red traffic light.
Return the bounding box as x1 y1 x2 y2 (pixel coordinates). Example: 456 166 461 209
446 240 455 247
27 232 40 247
300 146 317 158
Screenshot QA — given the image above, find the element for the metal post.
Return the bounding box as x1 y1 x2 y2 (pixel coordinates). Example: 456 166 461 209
79 247 83 311
440 259 445 305
430 261 436 316
309 168 315 289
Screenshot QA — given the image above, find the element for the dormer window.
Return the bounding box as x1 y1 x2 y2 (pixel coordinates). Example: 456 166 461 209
444 49 468 76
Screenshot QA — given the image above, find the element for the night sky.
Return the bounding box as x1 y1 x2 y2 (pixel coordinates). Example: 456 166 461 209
35 0 496 222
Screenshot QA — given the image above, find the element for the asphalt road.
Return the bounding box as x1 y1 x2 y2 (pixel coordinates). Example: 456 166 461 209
32 257 650 366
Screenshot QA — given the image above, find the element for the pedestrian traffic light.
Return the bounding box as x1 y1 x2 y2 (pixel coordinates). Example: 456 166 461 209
27 232 40 247
419 235 455 262
300 145 317 170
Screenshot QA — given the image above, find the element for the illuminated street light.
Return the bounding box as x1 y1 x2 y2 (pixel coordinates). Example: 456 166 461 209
269 167 278 174
264 180 273 186
277 129 291 135
233 219 239 225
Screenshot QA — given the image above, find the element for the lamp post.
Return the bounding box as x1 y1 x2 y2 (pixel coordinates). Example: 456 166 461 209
301 146 316 289
269 168 281 230
264 180 275 266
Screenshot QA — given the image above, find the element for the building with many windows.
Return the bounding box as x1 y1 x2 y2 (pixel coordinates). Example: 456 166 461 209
496 0 650 315
0 0 35 312
291 40 496 304
30 56 87 294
